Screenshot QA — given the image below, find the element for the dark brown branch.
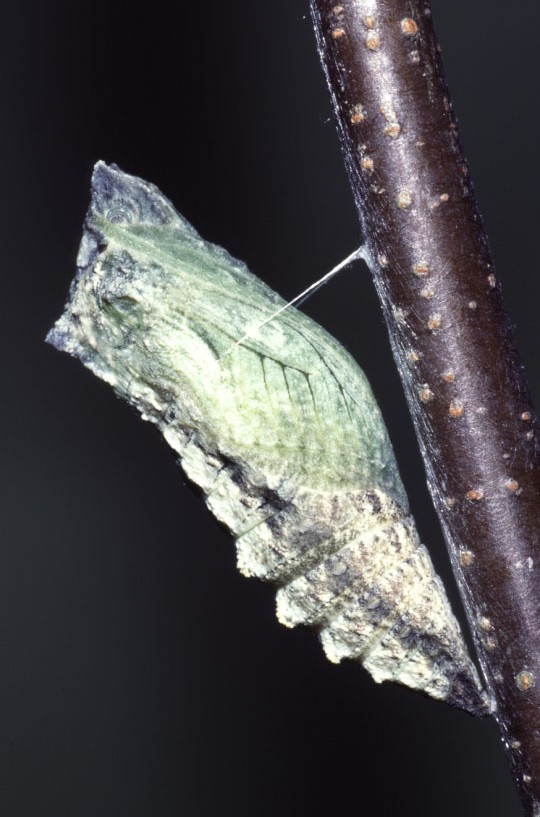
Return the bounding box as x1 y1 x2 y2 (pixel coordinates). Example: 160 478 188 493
310 1 540 813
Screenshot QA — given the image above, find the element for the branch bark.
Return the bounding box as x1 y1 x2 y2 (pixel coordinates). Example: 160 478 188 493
309 1 540 813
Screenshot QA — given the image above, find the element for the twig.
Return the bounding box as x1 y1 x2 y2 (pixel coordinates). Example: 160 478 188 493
310 1 540 813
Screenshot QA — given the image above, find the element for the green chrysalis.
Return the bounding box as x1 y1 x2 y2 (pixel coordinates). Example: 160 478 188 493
48 162 487 715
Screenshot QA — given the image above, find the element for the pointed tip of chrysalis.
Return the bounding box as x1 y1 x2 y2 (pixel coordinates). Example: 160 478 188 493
87 161 198 238
447 670 492 717
45 323 67 352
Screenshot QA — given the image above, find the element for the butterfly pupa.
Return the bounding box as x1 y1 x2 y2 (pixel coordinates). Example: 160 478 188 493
47 162 488 716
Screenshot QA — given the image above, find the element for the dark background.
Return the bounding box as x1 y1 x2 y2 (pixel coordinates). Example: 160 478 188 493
3 1 540 814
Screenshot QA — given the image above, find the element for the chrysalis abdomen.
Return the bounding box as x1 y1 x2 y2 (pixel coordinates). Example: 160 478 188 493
48 162 488 716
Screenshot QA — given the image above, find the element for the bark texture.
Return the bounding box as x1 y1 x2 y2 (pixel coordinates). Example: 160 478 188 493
310 1 540 813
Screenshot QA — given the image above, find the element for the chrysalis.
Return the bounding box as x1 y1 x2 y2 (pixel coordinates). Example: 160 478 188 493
48 162 488 715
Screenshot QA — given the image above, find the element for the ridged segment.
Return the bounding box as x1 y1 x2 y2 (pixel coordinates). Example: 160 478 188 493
179 436 485 711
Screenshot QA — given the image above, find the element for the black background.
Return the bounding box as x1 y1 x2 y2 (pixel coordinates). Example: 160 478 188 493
4 1 540 814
